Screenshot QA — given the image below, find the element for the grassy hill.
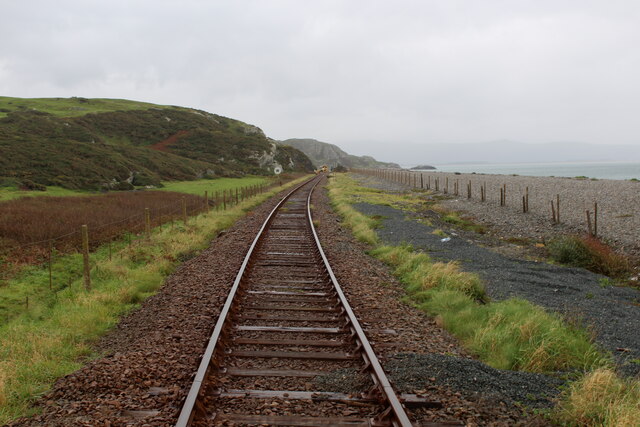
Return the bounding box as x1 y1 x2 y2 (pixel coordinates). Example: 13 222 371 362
0 97 313 190
281 138 400 169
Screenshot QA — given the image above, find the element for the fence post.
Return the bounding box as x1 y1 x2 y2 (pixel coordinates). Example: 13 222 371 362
205 191 209 212
182 197 188 224
49 240 53 290
594 202 598 237
81 224 91 291
145 208 151 238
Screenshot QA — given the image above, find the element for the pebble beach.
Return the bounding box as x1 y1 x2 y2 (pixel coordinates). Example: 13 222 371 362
412 172 640 257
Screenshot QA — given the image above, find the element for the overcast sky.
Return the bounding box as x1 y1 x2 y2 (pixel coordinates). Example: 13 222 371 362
1 0 639 162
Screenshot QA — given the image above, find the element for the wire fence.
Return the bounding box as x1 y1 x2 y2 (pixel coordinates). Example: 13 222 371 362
354 168 602 238
0 181 281 282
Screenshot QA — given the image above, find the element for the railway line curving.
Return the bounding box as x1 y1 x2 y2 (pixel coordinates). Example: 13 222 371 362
175 175 441 426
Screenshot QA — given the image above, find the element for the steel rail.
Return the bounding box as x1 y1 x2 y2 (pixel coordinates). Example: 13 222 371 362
175 174 413 426
305 179 413 427
175 176 318 427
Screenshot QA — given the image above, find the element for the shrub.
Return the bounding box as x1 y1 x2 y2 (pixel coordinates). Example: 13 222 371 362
547 235 629 278
112 181 135 191
19 180 46 191
131 172 160 187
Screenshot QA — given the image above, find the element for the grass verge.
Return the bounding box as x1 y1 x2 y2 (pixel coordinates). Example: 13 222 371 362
0 175 311 424
327 173 639 425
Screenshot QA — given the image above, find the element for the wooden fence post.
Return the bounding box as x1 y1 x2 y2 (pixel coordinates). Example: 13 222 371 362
556 195 560 223
81 224 91 291
594 202 598 237
205 191 209 212
182 197 188 224
145 208 151 238
49 240 53 290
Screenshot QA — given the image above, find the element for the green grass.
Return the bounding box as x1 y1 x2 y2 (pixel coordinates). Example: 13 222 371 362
0 177 273 202
0 186 88 202
0 96 174 119
158 176 270 196
0 175 311 424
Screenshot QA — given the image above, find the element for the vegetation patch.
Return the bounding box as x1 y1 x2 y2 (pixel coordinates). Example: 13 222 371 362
553 368 640 426
327 173 640 425
328 173 604 373
547 235 630 279
0 176 310 424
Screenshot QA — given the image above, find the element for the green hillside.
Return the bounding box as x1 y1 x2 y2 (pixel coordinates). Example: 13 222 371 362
0 97 313 190
0 96 173 119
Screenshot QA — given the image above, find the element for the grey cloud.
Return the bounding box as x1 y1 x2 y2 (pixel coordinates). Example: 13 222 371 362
1 0 639 163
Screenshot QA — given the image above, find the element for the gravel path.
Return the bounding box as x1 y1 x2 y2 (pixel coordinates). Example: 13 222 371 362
351 175 640 377
378 171 640 257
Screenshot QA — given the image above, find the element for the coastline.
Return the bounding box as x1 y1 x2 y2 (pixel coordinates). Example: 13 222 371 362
399 171 640 259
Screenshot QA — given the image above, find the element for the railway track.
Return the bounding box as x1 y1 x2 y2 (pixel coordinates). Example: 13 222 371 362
176 176 441 426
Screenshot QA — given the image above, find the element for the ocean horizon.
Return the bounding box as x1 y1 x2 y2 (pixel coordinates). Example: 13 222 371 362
402 161 640 180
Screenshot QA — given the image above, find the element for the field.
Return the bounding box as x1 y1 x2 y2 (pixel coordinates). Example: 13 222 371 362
158 176 269 196
0 185 89 202
0 191 206 257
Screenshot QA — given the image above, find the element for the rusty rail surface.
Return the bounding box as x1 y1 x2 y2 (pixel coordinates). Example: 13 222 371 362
176 175 434 426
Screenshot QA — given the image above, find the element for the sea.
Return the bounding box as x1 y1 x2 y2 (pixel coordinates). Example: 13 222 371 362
403 161 640 181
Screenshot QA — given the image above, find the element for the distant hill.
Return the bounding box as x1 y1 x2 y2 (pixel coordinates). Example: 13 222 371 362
0 97 313 190
281 138 400 169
